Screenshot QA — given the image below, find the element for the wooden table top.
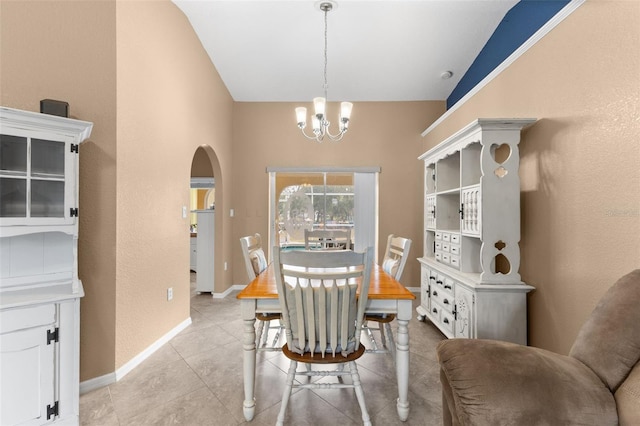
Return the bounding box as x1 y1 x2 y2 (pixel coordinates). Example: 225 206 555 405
237 263 415 300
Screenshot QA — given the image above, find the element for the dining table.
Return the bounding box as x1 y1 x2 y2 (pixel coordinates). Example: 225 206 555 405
237 261 416 422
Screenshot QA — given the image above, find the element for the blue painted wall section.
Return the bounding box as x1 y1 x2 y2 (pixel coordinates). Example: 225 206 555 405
446 0 570 109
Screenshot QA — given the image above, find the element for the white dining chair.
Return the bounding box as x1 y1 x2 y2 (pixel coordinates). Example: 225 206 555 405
239 233 283 350
362 234 411 362
273 245 374 426
303 228 351 250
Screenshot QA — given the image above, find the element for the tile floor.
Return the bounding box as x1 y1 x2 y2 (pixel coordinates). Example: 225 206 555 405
80 273 446 425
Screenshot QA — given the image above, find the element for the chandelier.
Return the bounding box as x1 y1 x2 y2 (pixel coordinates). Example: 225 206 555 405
295 1 352 142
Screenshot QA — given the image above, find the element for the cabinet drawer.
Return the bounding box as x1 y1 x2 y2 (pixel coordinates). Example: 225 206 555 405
442 296 454 314
451 234 460 244
442 243 450 253
442 277 455 295
434 275 453 294
435 241 442 251
0 304 56 334
441 310 454 335
429 304 441 323
442 253 451 264
435 231 442 240
450 244 460 255
435 252 442 261
442 233 451 242
430 286 443 304
450 255 460 269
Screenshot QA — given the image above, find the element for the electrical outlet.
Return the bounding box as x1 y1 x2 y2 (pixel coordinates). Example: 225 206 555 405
224 262 228 271
167 287 173 301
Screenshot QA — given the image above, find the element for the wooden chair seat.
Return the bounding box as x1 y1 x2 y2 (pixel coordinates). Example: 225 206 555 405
256 312 281 322
282 343 365 364
364 313 395 323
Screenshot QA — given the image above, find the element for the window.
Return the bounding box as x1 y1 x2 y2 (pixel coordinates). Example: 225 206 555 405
268 167 380 257
276 172 353 247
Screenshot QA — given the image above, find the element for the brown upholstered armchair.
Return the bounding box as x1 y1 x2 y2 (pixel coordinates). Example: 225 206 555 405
436 269 640 426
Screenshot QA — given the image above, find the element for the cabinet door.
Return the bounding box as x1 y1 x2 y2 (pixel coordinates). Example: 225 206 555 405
425 195 436 230
454 285 474 339
420 266 431 313
460 186 481 236
0 129 77 226
0 325 56 425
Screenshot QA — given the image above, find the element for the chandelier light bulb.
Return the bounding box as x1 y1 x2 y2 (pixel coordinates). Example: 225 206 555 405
340 102 353 120
296 107 307 128
312 116 321 132
313 97 326 118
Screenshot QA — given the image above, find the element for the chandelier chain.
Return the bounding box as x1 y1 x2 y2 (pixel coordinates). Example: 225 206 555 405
323 7 329 100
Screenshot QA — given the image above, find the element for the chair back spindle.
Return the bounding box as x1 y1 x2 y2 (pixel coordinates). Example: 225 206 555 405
274 246 374 358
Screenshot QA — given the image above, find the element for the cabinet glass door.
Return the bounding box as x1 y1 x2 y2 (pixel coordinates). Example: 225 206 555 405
0 133 71 224
1 135 28 217
31 139 65 218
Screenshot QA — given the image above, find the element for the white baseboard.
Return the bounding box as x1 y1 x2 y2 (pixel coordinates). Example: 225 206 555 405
213 284 245 298
79 316 192 394
79 372 116 395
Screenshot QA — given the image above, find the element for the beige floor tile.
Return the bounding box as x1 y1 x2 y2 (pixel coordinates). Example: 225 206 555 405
184 340 291 424
109 358 206 421
119 388 237 426
169 322 237 359
81 275 445 426
258 388 361 426
79 386 119 426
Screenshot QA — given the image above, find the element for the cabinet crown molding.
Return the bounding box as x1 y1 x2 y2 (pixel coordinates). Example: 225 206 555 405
419 118 536 163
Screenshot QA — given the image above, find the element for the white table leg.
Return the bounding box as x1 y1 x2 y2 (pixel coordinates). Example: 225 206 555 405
395 299 412 421
241 300 257 421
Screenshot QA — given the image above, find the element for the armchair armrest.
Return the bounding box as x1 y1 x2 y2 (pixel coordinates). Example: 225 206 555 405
436 339 617 426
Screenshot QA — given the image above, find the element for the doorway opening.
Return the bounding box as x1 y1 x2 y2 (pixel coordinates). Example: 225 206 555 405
189 146 222 296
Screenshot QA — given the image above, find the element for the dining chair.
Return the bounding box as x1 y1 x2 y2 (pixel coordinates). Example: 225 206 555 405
239 233 283 350
273 245 374 426
362 234 412 362
304 228 351 250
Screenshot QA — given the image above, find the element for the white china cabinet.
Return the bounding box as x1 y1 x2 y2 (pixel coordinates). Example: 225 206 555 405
417 118 535 345
0 107 93 425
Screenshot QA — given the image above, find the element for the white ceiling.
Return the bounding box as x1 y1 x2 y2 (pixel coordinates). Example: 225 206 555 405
172 0 519 102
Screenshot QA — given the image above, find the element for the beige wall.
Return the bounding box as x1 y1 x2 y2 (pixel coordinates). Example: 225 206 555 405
1 0 234 380
114 0 233 372
421 1 640 354
1 0 119 381
231 101 445 288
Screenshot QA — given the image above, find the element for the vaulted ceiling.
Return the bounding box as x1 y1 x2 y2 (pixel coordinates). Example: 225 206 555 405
173 0 525 103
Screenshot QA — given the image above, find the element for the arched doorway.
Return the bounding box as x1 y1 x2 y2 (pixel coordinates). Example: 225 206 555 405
189 146 223 296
